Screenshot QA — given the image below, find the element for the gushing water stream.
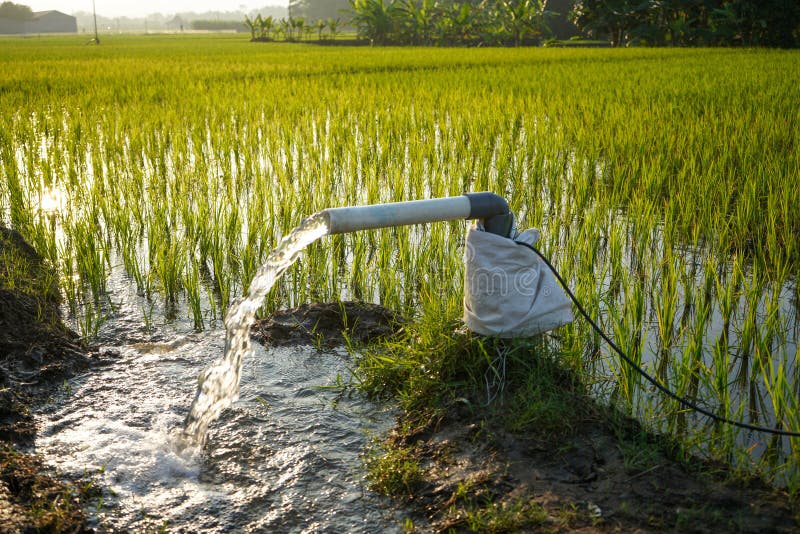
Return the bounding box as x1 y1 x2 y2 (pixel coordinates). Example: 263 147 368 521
183 213 330 444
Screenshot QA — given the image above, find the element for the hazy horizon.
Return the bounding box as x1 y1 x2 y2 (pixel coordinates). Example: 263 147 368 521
26 0 289 18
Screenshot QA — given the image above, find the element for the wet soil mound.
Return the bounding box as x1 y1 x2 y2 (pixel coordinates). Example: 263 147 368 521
0 228 91 446
252 301 402 348
1 227 97 532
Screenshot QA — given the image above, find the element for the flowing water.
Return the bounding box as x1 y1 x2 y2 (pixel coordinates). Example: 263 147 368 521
183 212 330 444
36 212 411 531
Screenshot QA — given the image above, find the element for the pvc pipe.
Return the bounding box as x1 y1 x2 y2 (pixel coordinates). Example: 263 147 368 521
322 193 509 235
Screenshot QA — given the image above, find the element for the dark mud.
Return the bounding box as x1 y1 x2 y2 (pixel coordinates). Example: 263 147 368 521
0 227 102 532
252 301 403 348
396 414 798 532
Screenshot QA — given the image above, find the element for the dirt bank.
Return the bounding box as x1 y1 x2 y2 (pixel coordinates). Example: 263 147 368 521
0 227 101 532
390 405 798 532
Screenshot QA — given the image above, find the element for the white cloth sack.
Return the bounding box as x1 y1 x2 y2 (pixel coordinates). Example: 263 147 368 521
463 225 573 338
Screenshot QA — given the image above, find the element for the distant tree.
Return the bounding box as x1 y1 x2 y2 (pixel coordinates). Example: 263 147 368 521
731 0 800 48
349 0 399 44
279 17 291 39
571 0 799 47
571 0 636 46
396 0 437 45
499 0 553 46
244 15 258 39
290 0 352 23
260 15 275 39
439 2 477 44
316 18 326 39
0 1 33 20
544 0 581 40
327 17 342 39
292 16 305 40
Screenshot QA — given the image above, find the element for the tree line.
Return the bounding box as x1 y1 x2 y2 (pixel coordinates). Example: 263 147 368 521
349 0 554 46
247 0 799 47
0 1 33 20
573 0 800 48
251 0 555 46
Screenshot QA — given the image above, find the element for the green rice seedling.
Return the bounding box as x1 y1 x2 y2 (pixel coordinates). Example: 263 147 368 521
69 217 107 304
654 253 680 381
184 262 204 331
77 298 106 341
1 37 798 488
606 271 645 412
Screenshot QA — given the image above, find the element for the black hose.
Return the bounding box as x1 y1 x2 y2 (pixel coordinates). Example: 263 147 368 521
516 240 800 438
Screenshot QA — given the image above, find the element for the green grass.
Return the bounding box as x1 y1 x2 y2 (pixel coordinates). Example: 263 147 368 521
0 35 798 489
364 441 424 498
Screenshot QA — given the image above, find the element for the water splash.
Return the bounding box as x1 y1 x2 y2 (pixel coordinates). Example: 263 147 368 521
183 213 330 443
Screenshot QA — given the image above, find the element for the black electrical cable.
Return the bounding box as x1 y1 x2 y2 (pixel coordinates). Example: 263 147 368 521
516 240 800 438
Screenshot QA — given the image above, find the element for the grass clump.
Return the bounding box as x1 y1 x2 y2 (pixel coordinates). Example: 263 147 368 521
354 318 591 440
364 441 424 498
459 498 548 533
0 228 60 309
0 445 99 532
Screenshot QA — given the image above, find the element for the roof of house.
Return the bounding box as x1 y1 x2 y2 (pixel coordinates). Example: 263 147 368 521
32 10 75 19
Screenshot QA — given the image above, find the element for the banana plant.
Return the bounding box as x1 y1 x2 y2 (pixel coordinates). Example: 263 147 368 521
244 15 257 40
293 16 306 40
396 0 437 45
441 2 475 43
499 0 552 46
279 17 292 40
349 0 400 45
260 15 275 39
316 18 327 39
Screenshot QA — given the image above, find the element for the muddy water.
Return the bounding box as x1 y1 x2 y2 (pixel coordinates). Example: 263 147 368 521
35 264 406 531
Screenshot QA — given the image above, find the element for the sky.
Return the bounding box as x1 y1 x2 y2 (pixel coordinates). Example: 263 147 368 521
27 1 289 17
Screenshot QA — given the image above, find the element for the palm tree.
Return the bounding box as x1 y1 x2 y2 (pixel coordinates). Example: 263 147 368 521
316 18 327 39
327 17 342 39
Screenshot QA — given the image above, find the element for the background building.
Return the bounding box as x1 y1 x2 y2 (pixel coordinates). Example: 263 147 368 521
0 9 77 34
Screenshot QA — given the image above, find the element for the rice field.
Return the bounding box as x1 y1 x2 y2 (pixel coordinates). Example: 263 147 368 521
1 34 799 488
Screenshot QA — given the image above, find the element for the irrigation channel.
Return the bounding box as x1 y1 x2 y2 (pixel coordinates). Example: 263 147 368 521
35 214 412 531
